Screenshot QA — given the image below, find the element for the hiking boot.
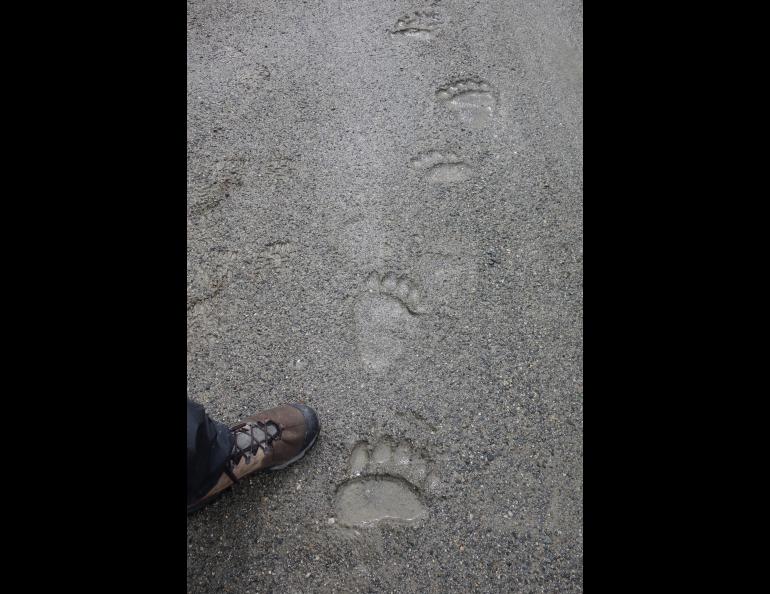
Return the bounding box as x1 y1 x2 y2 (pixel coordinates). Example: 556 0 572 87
187 403 320 514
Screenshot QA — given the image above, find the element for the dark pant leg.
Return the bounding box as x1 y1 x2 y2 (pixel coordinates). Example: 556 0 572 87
187 399 234 504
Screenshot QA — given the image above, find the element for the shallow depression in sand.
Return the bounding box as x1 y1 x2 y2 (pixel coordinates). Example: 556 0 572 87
335 476 428 527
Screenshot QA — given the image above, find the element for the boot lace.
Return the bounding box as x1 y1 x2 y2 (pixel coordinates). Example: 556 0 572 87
224 420 282 483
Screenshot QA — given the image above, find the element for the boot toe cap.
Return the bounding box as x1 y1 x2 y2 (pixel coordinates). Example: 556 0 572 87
290 403 320 449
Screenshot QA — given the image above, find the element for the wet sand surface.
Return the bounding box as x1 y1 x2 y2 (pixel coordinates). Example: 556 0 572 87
187 0 582 591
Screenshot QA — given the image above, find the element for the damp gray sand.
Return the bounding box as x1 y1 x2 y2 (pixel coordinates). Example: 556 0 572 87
187 0 583 592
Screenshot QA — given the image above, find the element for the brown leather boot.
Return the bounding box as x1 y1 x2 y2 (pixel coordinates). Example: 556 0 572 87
187 403 320 514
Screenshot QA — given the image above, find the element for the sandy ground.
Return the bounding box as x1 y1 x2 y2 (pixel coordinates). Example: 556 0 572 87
187 0 582 591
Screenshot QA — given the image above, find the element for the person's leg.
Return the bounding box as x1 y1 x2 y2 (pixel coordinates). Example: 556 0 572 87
187 399 234 505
